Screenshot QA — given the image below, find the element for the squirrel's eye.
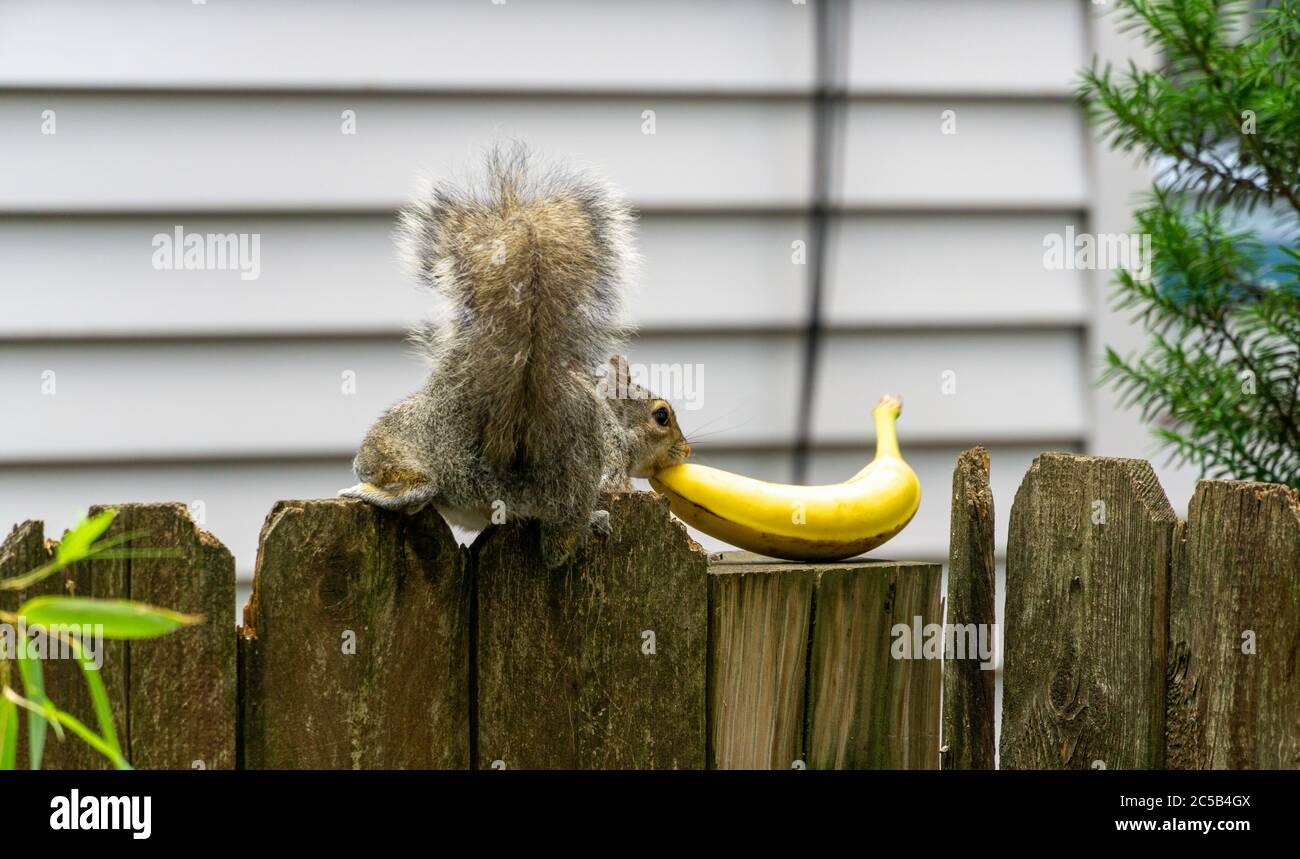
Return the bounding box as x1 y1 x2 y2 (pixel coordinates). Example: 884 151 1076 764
652 407 670 427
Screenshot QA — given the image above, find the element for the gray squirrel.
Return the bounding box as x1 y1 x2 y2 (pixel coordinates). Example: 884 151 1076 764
340 145 690 567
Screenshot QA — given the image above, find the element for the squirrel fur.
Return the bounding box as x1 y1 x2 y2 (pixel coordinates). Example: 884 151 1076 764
340 144 690 567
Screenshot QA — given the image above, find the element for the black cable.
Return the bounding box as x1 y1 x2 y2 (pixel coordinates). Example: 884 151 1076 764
793 0 850 484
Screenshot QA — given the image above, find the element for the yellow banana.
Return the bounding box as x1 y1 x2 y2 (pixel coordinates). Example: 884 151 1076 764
649 395 920 562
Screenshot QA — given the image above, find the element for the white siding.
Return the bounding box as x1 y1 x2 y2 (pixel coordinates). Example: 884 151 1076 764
3 214 813 337
828 214 1090 326
0 0 815 93
3 212 1089 337
0 93 812 211
848 0 1087 94
1 0 1104 596
842 101 1088 208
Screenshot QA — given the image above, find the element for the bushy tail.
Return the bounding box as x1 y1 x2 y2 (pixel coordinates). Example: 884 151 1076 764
396 143 636 472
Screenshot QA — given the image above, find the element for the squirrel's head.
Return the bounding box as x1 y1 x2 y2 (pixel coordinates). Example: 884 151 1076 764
599 356 691 478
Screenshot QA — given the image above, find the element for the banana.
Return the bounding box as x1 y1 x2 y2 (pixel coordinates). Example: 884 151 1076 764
649 395 920 562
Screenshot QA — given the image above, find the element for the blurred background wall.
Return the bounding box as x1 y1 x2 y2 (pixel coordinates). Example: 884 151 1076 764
0 0 1194 618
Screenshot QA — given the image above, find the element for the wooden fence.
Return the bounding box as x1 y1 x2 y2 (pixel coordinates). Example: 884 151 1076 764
0 450 1295 769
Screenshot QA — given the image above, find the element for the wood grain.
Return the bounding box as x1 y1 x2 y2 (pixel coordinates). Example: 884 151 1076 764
805 560 943 769
708 552 815 769
107 503 236 770
1167 481 1299 769
1 505 235 769
474 492 707 769
239 498 470 769
0 520 87 769
1001 453 1175 769
942 446 996 770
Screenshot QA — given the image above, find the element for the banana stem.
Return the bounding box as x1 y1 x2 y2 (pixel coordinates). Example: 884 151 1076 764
872 395 903 460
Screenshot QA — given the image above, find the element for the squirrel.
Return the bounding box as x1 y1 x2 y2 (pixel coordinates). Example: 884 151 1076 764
339 144 691 567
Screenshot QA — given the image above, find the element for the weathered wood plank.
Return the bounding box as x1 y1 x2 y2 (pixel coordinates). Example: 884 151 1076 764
103 503 237 770
708 552 815 770
475 492 707 769
1001 453 1175 770
2 506 235 770
805 560 943 769
942 446 997 770
59 536 129 771
1167 481 1299 769
0 518 128 770
0 520 77 770
239 498 470 769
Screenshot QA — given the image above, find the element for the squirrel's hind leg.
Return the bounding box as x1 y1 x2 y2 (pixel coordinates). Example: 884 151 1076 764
538 510 613 568
588 508 612 537
338 476 438 514
539 524 584 569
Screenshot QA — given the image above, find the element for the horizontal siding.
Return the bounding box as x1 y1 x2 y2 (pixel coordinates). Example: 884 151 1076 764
2 211 1088 338
811 331 1087 442
842 101 1087 207
0 0 814 93
1 95 1083 212
0 331 1086 461
0 443 1070 581
848 0 1086 94
0 93 811 212
0 214 810 337
1 215 431 338
0 338 427 462
0 0 1083 95
828 214 1089 325
0 334 804 459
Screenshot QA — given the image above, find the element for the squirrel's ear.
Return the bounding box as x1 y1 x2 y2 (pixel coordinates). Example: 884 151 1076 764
610 354 631 388
597 354 631 398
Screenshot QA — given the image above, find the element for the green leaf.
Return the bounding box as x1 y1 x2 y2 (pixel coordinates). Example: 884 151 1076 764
3 688 129 770
8 632 119 763
71 638 121 759
0 558 64 592
55 508 117 566
0 530 179 592
16 630 47 769
0 693 16 770
18 596 202 640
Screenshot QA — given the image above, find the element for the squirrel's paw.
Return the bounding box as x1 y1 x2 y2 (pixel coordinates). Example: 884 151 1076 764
539 525 581 569
338 481 436 514
588 509 613 538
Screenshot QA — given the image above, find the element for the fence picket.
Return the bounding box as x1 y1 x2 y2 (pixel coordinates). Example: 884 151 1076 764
238 499 470 769
4 458 1293 771
1168 480 1299 769
942 446 996 770
474 493 706 769
1001 454 1175 770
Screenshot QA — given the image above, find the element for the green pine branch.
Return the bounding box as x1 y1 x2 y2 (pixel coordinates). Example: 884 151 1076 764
1080 0 1300 488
